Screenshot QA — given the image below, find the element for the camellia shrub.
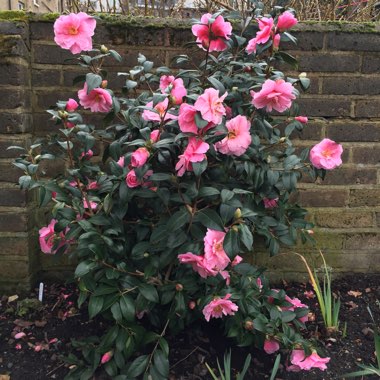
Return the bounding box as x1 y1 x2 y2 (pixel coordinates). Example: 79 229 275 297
12 3 343 379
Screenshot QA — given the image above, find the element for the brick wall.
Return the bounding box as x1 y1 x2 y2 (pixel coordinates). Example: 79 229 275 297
1 14 380 292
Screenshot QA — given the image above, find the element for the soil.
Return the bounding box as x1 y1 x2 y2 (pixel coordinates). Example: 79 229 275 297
0 274 379 380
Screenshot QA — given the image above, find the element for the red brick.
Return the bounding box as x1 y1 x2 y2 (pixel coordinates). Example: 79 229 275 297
326 123 380 142
297 189 348 207
350 189 380 207
299 53 360 72
298 98 351 117
352 146 380 164
313 210 374 228
323 76 380 95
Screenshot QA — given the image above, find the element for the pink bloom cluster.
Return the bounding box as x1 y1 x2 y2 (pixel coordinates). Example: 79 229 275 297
175 137 209 177
283 295 309 323
126 169 153 188
178 229 243 284
251 79 296 113
39 219 69 254
192 14 232 52
288 350 330 371
310 138 343 170
263 197 278 209
66 98 78 112
264 339 280 354
160 76 187 105
246 11 297 54
142 98 177 123
215 115 252 156
202 294 238 321
54 12 96 54
78 83 112 113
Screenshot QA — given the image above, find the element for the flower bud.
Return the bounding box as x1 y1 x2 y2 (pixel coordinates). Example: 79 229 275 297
232 86 238 92
244 320 254 331
101 80 108 89
299 72 307 78
306 229 314 235
58 110 68 119
234 208 242 219
232 225 239 233
175 283 183 292
188 301 196 310
186 204 193 214
100 45 109 54
143 252 149 258
279 137 287 143
101 351 113 364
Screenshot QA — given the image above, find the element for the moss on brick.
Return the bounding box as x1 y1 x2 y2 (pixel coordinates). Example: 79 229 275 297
0 11 28 21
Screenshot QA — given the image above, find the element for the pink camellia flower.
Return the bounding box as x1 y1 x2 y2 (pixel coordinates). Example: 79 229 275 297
39 219 58 254
251 79 296 113
215 115 252 156
284 295 309 323
232 255 243 266
203 294 239 322
78 83 112 113
204 229 230 271
125 169 153 188
220 270 230 285
150 130 160 143
117 156 125 167
175 137 209 177
194 88 227 125
83 198 98 210
288 350 330 371
273 33 281 50
142 98 177 123
246 17 274 54
87 180 99 190
66 122 75 129
178 252 217 278
160 75 187 105
15 343 22 350
309 138 343 170
277 11 298 31
14 332 26 339
295 116 308 124
126 169 141 188
53 12 96 54
192 13 232 52
256 277 263 290
101 351 113 365
178 103 198 134
263 197 279 209
66 98 79 112
131 147 150 168
264 339 280 354
80 149 93 159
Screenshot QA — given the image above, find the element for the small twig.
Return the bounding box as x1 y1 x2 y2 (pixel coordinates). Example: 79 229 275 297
46 362 65 376
170 346 201 369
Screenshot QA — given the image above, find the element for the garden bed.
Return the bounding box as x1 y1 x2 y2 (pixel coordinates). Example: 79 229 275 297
1 274 379 379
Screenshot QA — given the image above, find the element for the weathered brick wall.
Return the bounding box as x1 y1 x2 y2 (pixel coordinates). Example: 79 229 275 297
1 14 380 292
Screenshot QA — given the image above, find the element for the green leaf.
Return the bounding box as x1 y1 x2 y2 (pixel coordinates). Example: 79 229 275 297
239 224 253 251
154 349 169 378
126 355 149 378
120 295 135 322
223 228 240 257
198 187 220 197
139 283 159 303
208 77 226 95
75 260 97 278
88 295 104 319
111 302 123 322
166 209 190 232
132 241 150 260
109 49 122 62
196 209 224 231
86 73 102 93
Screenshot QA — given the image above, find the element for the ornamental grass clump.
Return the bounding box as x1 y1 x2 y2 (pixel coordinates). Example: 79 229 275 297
11 3 343 378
